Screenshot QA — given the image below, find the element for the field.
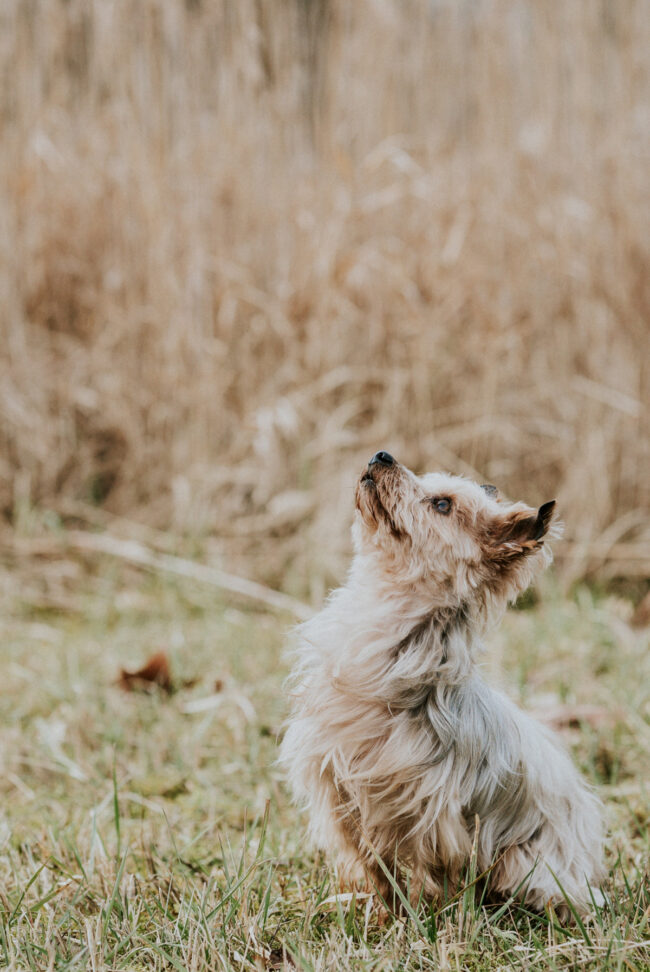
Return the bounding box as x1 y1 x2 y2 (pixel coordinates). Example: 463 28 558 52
0 561 648 971
1 1 649 969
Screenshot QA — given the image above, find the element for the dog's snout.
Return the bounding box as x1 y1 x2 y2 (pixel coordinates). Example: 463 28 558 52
369 451 395 468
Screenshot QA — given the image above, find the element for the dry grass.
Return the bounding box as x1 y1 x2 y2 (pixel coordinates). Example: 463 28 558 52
0 565 648 970
2 9 648 963
1 0 649 596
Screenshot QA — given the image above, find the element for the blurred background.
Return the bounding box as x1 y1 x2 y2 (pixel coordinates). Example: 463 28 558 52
2 0 649 603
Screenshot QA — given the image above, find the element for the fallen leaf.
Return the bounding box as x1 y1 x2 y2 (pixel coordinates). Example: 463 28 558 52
532 703 624 730
258 946 296 970
631 591 650 628
119 651 172 692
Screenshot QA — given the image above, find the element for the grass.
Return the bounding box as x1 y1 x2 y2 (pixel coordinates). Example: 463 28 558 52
0 561 648 970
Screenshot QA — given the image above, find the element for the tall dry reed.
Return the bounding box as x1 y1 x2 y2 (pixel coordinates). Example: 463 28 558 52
1 0 648 594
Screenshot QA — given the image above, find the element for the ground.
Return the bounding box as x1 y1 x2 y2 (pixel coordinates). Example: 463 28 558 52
0 561 648 971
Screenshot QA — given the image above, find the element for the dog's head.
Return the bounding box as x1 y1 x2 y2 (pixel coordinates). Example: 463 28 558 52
354 452 558 606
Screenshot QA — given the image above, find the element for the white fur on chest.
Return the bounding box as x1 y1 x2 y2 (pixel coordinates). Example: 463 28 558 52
280 579 604 912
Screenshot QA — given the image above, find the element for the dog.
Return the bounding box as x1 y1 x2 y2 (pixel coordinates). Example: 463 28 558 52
280 452 604 915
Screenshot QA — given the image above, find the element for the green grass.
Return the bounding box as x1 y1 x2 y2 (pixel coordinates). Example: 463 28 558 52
0 564 648 970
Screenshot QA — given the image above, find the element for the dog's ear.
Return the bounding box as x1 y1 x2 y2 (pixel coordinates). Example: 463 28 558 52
487 501 556 558
533 500 556 540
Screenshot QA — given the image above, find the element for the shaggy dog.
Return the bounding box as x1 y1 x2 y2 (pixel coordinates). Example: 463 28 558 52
280 452 604 915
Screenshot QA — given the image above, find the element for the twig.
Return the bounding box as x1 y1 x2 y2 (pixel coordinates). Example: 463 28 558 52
50 531 314 621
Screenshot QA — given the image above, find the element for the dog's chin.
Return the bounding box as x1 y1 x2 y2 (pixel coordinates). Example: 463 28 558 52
354 472 386 529
356 472 408 543
356 475 378 515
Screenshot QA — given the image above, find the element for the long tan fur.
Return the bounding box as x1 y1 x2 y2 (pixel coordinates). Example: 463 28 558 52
280 454 604 914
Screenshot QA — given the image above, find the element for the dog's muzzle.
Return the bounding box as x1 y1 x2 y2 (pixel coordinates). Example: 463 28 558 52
362 451 396 485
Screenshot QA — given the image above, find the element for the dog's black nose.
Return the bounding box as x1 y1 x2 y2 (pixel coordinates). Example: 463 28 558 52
369 451 395 467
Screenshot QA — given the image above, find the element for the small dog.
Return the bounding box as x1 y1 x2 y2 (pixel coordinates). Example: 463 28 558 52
281 452 604 914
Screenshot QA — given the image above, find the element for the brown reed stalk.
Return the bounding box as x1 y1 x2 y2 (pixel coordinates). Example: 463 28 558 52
1 0 648 591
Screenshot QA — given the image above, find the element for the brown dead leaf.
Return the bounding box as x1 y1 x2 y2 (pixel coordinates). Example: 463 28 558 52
119 651 172 693
257 947 296 970
631 591 650 629
532 703 624 730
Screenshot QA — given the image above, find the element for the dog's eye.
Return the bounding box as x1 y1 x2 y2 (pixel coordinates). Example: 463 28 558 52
431 497 452 514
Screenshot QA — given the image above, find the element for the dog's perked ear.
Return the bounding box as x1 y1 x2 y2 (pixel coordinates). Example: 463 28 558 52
487 500 556 558
533 500 556 540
